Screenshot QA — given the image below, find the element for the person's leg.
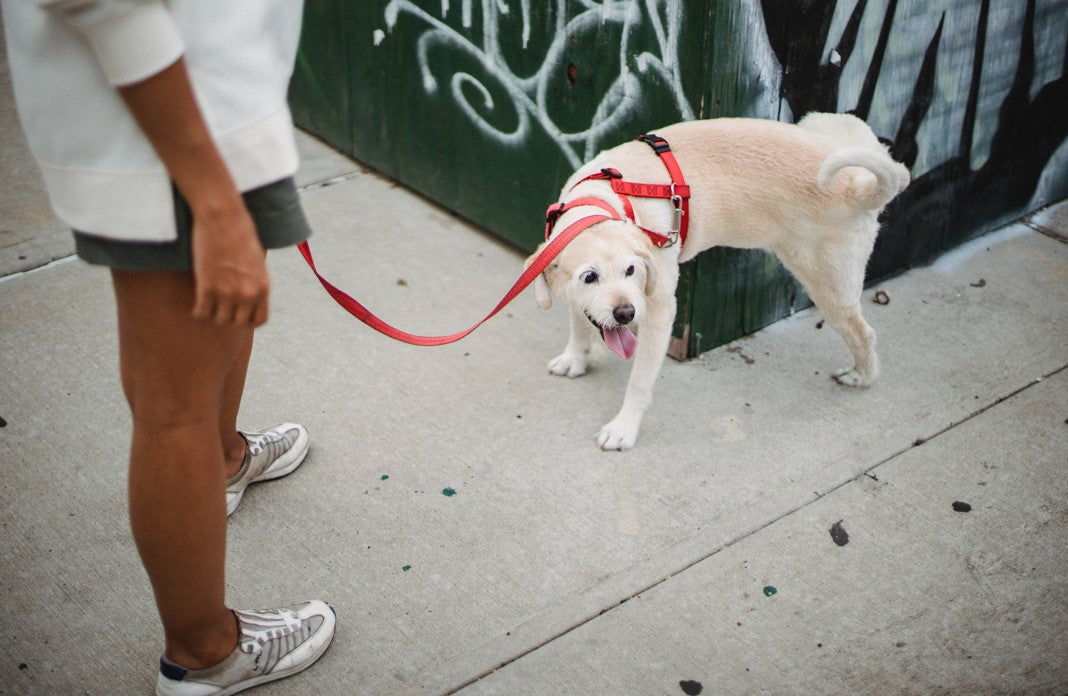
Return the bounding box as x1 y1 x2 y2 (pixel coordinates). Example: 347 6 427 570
217 333 312 518
112 269 251 669
219 331 254 479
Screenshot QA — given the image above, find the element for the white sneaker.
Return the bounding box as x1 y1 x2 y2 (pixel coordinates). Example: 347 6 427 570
156 600 336 696
226 423 309 516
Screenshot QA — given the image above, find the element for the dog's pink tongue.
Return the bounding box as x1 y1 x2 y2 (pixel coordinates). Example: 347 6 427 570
603 325 637 360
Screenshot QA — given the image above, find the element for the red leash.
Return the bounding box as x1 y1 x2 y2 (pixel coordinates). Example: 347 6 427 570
298 133 688 347
297 198 621 346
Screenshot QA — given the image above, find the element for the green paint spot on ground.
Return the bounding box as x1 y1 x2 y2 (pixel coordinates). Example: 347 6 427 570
402 565 411 572
763 585 777 597
380 474 389 481
442 488 456 497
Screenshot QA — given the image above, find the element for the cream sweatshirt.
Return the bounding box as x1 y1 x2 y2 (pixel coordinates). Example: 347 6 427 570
2 0 305 241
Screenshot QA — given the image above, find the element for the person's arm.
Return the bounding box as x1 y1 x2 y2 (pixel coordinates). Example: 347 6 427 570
117 58 270 327
38 0 269 326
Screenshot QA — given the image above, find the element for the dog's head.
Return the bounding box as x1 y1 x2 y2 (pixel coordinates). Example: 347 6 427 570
525 219 657 360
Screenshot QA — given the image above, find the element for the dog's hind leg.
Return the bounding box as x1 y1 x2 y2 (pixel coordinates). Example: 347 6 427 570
778 241 879 387
823 306 878 387
548 306 595 378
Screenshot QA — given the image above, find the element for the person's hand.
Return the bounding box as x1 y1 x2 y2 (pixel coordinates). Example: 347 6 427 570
189 200 270 327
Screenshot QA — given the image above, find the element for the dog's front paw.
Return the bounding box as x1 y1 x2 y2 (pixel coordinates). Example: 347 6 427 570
548 352 587 378
831 368 873 388
597 417 639 451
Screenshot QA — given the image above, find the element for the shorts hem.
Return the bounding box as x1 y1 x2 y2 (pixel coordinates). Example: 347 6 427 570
73 177 311 270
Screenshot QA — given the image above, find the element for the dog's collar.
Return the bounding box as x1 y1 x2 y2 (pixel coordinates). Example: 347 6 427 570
544 133 691 249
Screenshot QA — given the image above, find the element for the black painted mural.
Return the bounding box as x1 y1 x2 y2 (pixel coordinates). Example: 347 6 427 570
760 0 1067 277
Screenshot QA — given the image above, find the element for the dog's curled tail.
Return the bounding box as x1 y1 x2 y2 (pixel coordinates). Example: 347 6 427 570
817 146 911 211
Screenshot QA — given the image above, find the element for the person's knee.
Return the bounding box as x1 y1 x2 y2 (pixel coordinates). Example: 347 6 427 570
127 397 218 430
120 365 223 427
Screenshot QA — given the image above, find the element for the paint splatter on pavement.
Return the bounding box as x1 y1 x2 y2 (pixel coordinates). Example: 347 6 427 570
830 520 850 546
679 679 703 695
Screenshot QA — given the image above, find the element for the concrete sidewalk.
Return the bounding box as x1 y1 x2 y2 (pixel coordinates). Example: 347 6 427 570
1 129 1066 696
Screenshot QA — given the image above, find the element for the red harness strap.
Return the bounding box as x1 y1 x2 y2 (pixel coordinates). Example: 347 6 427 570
297 199 622 347
550 133 690 248
544 196 623 239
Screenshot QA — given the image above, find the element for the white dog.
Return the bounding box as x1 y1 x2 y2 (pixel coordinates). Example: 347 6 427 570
527 113 911 450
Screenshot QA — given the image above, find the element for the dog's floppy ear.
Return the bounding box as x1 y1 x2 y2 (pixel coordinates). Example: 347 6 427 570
524 246 553 309
533 272 552 309
640 251 656 297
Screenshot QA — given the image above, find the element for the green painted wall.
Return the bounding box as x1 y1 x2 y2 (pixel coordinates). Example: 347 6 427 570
290 2 704 248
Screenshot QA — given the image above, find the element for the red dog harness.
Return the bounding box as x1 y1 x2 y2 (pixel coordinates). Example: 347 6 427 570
545 133 690 248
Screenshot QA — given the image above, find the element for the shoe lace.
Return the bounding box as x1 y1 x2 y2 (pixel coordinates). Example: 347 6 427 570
237 609 305 654
244 430 287 458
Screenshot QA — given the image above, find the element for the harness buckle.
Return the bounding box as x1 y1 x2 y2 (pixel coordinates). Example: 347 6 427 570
667 186 684 246
638 133 671 155
545 202 567 239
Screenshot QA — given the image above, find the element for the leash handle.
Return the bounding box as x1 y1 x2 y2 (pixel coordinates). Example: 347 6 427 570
298 209 617 347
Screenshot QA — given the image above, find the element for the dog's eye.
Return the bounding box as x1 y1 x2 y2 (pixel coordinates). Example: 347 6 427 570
625 264 635 277
580 270 599 284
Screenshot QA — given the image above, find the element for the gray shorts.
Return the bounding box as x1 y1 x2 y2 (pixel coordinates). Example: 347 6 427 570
74 177 311 270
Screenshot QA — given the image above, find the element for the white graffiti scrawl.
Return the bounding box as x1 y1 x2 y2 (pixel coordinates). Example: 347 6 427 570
381 0 696 169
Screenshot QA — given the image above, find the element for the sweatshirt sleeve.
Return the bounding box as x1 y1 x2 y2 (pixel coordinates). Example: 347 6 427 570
35 0 184 86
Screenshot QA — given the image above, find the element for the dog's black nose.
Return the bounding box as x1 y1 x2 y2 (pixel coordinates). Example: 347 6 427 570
613 304 635 324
